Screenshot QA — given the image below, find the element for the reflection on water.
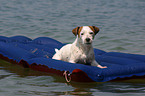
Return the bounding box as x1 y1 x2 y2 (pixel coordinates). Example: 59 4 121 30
1 59 145 96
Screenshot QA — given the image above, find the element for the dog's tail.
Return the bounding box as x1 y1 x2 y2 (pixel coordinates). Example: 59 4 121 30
54 48 59 53
52 48 60 59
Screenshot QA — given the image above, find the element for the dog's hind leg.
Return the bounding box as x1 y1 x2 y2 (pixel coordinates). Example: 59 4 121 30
69 60 75 63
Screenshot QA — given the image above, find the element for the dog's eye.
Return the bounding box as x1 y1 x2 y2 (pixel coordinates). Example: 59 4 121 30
81 33 84 35
90 32 93 34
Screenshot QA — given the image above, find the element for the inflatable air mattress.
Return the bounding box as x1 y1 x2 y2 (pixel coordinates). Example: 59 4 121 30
0 35 145 82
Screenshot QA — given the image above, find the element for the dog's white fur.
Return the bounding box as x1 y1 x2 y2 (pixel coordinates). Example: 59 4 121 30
52 26 107 68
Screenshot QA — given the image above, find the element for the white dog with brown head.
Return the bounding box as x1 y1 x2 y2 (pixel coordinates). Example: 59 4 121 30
52 26 107 68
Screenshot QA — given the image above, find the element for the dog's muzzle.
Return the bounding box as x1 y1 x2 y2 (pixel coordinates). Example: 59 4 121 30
86 38 90 42
85 38 92 44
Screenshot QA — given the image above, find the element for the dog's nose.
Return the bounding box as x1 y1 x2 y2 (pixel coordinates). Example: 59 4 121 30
86 38 90 42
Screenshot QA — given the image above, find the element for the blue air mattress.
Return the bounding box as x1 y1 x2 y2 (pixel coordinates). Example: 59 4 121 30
0 35 145 82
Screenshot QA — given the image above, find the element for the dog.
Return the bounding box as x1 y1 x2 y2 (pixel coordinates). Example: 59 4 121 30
52 26 107 68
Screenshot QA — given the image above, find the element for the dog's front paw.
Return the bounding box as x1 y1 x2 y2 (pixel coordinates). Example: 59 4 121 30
97 65 107 69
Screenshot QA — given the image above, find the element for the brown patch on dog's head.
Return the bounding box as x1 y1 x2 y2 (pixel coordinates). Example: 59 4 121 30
72 26 83 36
89 26 100 35
72 26 100 36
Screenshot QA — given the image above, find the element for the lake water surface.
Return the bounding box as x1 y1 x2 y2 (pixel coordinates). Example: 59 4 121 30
0 0 145 95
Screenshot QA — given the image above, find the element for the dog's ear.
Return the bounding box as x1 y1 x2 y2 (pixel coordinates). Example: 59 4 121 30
89 26 100 35
72 27 80 36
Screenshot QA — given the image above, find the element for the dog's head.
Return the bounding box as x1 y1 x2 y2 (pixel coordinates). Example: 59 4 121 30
72 26 99 45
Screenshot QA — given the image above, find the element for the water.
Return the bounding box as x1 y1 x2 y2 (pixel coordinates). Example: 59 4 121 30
0 0 145 95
